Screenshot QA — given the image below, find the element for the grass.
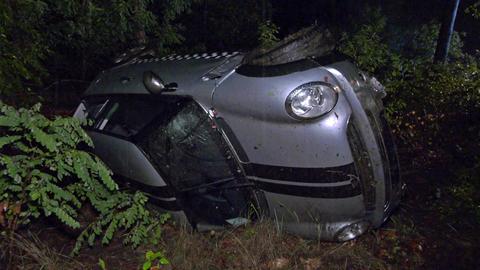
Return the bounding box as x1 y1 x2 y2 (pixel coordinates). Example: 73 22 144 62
0 232 85 270
142 218 420 270
7 165 479 270
1 215 426 270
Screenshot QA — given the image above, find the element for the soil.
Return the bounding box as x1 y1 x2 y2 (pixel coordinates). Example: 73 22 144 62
2 148 479 270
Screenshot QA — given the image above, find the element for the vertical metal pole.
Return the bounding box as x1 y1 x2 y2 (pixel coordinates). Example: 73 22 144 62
434 0 461 63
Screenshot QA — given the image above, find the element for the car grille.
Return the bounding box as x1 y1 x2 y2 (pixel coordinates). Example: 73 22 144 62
347 110 402 217
347 122 376 212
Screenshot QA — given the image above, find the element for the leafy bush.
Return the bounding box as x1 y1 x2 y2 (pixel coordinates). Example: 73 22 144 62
0 0 192 101
339 12 480 166
449 159 480 221
466 1 480 19
0 102 168 254
258 20 280 48
339 10 393 75
402 22 464 62
340 10 480 226
386 62 480 151
0 1 48 97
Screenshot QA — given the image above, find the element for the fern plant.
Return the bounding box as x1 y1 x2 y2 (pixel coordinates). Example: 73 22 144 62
0 102 168 254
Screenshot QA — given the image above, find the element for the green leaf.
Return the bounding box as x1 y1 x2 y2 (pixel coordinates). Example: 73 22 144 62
0 135 21 149
102 218 118 245
142 261 152 270
98 258 107 270
0 115 20 127
159 257 170 265
96 158 117 191
0 103 164 255
73 154 90 183
51 207 80 228
30 191 40 200
87 230 96 246
30 126 58 152
146 250 155 260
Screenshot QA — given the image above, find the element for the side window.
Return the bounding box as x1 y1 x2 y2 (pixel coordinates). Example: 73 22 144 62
84 97 110 122
83 95 183 138
100 97 164 137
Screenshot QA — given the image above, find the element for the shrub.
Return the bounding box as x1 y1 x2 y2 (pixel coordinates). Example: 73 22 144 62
258 20 280 48
340 10 480 225
450 158 480 221
0 102 168 254
339 12 480 167
338 10 392 75
385 62 480 153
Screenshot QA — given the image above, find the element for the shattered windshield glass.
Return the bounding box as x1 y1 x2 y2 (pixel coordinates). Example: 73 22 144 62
138 99 253 224
83 95 254 225
140 101 236 190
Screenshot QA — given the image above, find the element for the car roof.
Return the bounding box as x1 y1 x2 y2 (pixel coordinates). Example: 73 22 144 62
83 52 244 99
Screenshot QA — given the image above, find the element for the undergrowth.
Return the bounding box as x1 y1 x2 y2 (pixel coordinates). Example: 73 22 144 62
0 102 168 267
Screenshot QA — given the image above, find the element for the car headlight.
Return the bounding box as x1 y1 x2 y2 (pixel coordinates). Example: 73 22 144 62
285 82 338 119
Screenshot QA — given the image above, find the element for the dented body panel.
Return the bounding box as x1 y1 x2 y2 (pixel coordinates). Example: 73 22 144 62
75 47 403 240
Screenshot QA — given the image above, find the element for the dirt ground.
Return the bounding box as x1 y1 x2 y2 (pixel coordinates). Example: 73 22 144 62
2 150 480 270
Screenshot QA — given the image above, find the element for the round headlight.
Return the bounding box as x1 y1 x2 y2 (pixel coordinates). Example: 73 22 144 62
285 82 338 119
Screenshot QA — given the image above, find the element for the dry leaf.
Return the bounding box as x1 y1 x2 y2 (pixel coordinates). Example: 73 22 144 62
0 202 7 227
301 257 322 270
267 257 289 269
13 203 22 214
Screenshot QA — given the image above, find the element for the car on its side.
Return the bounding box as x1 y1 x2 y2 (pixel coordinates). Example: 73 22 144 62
74 26 403 241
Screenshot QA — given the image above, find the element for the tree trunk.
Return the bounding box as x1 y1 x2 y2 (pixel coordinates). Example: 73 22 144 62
202 0 208 46
135 0 147 46
434 0 461 63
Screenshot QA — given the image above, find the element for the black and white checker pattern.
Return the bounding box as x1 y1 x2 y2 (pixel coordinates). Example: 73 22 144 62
131 51 240 64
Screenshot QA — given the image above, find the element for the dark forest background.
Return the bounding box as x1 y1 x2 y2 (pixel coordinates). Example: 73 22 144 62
1 0 479 105
1 1 480 269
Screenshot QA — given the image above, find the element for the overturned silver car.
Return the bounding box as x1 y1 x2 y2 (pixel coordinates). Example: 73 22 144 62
74 27 403 241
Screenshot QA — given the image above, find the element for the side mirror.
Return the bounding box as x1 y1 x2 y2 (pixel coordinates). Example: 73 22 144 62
143 71 177 94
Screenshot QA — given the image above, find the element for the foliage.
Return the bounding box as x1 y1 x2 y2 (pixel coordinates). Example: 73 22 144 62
375 216 423 267
444 157 480 222
0 1 49 97
386 62 480 158
0 0 192 101
403 22 464 62
340 9 480 227
258 20 280 49
179 0 272 51
41 0 192 57
465 1 480 19
339 10 480 159
98 258 107 270
142 250 170 270
339 12 464 76
339 9 392 75
154 0 193 54
45 0 158 51
0 102 169 254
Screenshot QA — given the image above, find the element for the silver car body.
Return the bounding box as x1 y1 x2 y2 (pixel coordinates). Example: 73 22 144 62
75 50 403 241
